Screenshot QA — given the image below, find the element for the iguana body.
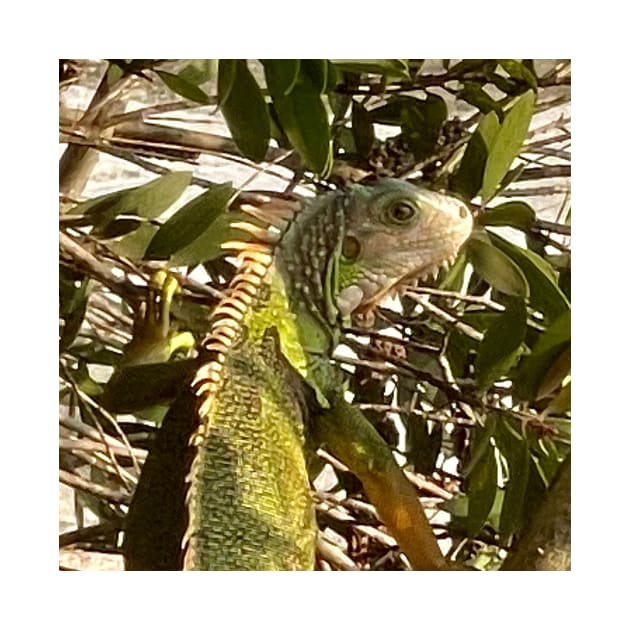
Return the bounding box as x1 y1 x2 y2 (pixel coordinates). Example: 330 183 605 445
124 179 472 570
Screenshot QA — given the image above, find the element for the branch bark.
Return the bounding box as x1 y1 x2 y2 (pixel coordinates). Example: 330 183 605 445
501 455 571 571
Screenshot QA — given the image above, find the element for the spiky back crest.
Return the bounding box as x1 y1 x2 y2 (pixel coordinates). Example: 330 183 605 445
190 192 302 420
183 191 304 565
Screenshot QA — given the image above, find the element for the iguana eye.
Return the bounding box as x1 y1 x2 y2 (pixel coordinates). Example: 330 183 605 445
384 201 417 225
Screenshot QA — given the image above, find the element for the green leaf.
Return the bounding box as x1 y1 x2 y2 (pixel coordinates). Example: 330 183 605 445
95 217 142 239
301 59 328 94
489 233 570 320
498 60 538 90
406 417 442 475
474 299 527 390
367 98 407 125
351 101 374 158
155 70 210 104
448 59 494 76
217 59 237 105
544 382 571 416
530 309 571 355
463 414 497 477
487 73 521 97
144 183 234 260
263 59 301 96
514 310 571 400
331 59 410 80
535 347 570 400
466 445 498 537
100 359 199 413
109 224 158 260
324 61 342 92
451 111 500 199
515 345 568 402
400 94 447 160
59 269 89 351
480 90 536 201
266 64 332 175
178 59 216 86
480 201 536 231
496 417 531 540
329 92 351 120
72 171 192 226
219 60 270 162
170 208 249 267
467 233 530 298
439 251 468 292
459 83 503 116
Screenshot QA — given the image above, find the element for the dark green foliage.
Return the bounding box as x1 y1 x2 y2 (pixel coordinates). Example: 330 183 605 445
218 60 270 162
59 59 570 571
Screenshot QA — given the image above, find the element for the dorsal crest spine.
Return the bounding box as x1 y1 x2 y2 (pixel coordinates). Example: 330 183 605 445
183 192 303 564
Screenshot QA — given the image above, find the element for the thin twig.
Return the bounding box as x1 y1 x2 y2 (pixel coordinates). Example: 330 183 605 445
404 292 484 341
59 469 131 505
59 519 123 548
316 535 359 571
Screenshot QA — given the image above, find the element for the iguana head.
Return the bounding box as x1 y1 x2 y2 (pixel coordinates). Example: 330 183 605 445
193 179 473 428
277 178 473 324
334 179 472 316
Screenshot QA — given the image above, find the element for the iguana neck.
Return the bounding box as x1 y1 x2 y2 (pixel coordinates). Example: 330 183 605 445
276 190 346 335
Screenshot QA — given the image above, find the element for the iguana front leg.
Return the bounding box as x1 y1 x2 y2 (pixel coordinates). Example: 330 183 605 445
312 398 449 570
122 270 194 367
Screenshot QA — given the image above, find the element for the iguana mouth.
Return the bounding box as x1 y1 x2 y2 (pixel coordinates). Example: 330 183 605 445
336 244 467 318
359 251 460 311
333 181 473 318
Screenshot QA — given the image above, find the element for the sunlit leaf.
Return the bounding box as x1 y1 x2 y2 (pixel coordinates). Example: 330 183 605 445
480 90 536 201
110 224 158 260
452 111 500 199
72 171 192 226
170 208 249 267
144 183 234 260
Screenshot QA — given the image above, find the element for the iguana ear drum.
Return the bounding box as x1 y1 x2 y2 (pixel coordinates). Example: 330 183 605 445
341 235 362 262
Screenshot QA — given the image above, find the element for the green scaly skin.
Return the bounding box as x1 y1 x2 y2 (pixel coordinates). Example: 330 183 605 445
123 179 472 570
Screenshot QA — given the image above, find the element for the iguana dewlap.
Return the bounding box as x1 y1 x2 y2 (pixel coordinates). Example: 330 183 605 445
124 179 472 570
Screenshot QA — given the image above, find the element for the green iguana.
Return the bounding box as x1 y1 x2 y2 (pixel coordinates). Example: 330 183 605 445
123 179 473 570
